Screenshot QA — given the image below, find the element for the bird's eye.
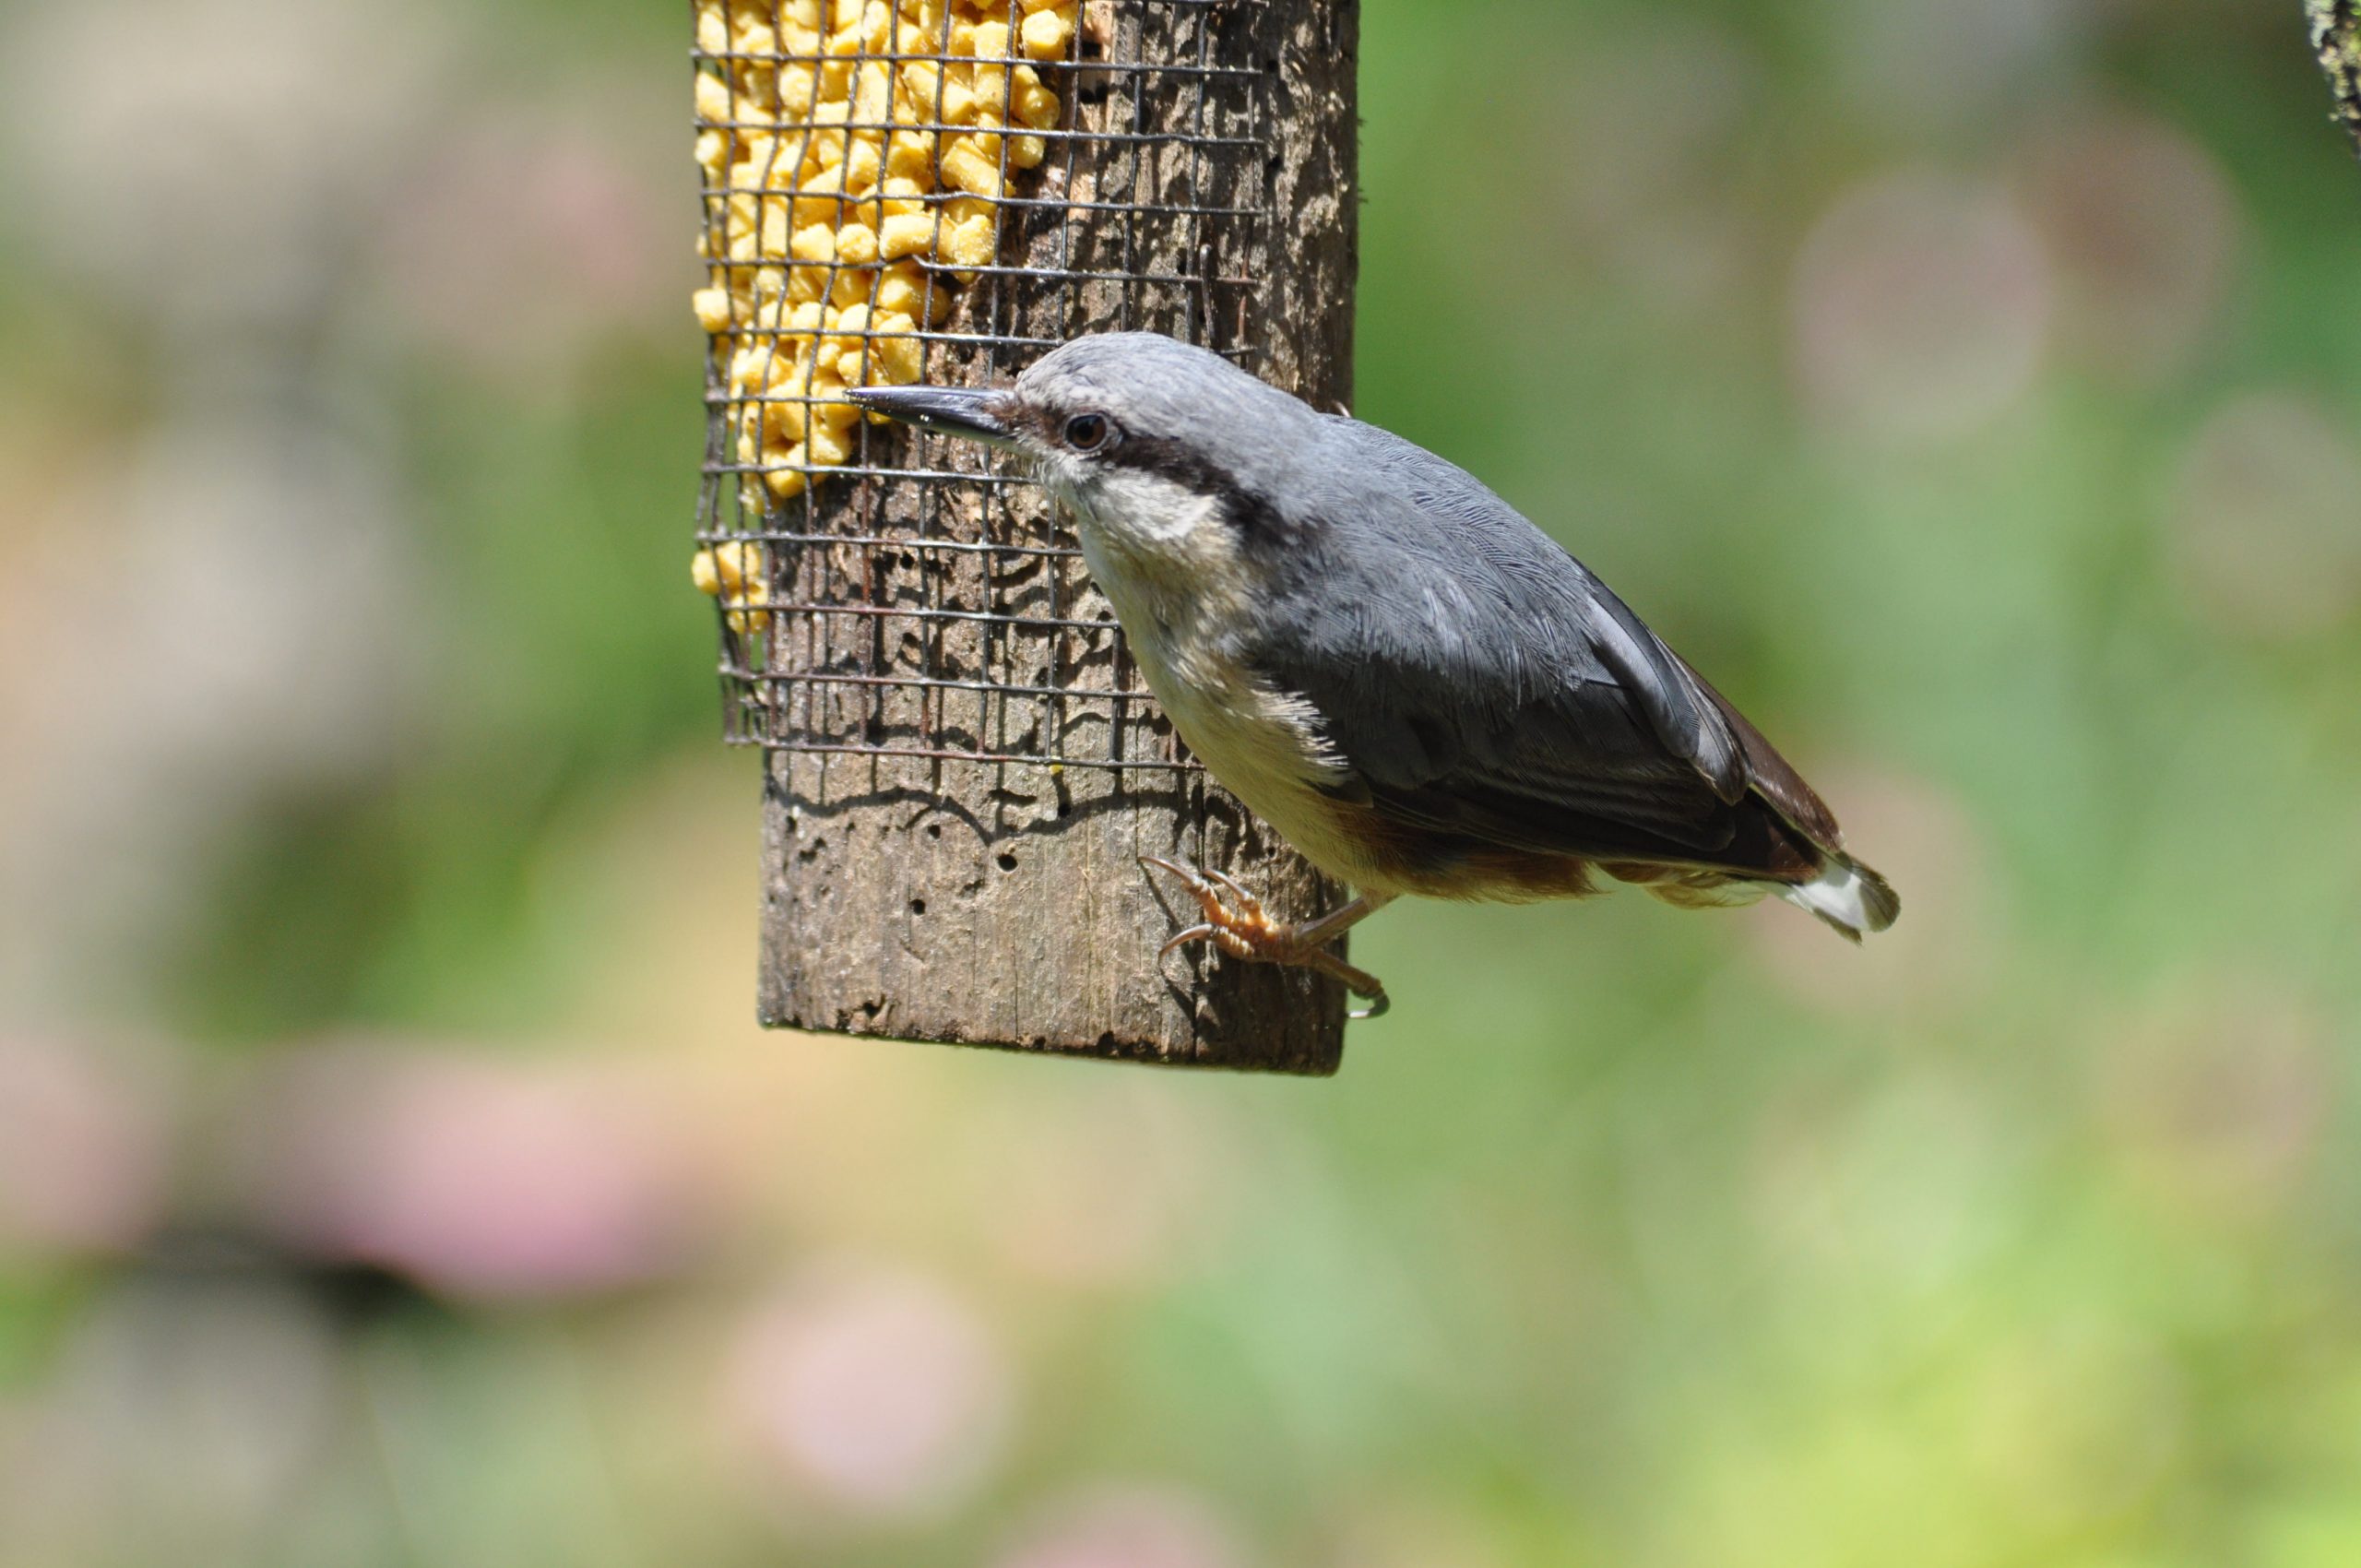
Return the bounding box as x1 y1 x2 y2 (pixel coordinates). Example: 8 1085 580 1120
1063 412 1113 452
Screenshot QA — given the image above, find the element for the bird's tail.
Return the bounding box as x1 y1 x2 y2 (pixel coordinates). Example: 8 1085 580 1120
1775 851 1900 943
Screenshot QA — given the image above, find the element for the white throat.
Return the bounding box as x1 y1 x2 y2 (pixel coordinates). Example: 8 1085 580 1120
1041 461 1352 872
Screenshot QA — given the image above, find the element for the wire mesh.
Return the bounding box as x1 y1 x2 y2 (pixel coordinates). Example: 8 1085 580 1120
691 0 1271 775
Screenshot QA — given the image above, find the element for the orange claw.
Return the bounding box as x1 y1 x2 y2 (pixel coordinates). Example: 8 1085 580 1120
1138 856 1392 1019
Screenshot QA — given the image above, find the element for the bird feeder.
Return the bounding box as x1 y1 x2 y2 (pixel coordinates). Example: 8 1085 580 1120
690 0 1360 1071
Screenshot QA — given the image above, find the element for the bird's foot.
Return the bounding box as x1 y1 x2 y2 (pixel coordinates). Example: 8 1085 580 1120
1139 856 1390 1019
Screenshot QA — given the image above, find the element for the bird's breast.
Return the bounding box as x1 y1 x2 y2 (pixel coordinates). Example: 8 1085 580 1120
1147 667 1387 892
1068 513 1385 886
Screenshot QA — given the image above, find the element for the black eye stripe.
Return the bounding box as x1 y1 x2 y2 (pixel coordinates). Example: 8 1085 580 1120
1096 436 1295 545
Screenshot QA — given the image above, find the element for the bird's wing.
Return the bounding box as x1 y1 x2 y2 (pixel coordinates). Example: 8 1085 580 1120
1246 426 1837 870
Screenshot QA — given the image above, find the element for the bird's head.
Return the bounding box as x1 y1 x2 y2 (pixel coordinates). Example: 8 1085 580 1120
850 332 1316 574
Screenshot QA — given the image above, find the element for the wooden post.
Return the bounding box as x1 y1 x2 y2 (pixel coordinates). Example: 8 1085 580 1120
753 1 1360 1072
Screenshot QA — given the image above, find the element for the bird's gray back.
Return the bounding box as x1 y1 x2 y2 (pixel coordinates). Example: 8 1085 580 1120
1026 335 1833 870
1245 415 1750 817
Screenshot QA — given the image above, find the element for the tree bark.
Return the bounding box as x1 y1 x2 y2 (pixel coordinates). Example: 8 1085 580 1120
757 1 1361 1073
2311 0 2361 159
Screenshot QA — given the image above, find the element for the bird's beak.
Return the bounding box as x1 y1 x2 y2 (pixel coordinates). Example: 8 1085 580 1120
848 384 1016 445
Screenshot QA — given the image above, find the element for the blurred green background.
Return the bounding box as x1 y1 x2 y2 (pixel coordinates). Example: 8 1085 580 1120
3 1 2357 1564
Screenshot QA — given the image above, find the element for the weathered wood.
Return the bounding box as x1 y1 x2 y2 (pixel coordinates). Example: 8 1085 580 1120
758 1 1360 1072
2310 1 2361 160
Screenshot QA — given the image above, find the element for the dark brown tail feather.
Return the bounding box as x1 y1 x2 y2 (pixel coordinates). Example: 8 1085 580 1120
1672 656 1844 849
1667 656 1899 939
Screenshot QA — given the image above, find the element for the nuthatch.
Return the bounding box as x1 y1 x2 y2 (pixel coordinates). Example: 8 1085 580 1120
852 333 1898 1016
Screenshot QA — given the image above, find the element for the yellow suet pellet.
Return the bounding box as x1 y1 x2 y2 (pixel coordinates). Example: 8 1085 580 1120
811 383 864 432
823 300 868 351
694 72 735 125
870 313 924 383
690 0 1064 510
844 138 883 193
874 267 923 318
695 129 730 178
764 463 807 503
938 141 998 197
937 76 979 126
789 223 836 264
807 422 851 465
1013 68 1060 129
899 61 943 109
889 133 938 183
779 63 819 116
761 201 793 257
878 211 937 259
765 393 808 445
853 61 894 125
942 212 996 268
1020 6 1072 60
692 540 777 634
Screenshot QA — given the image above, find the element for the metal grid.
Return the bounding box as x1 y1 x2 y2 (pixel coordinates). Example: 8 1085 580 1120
693 0 1270 774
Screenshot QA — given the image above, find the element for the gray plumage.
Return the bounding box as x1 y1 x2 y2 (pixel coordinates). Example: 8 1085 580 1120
856 332 1898 942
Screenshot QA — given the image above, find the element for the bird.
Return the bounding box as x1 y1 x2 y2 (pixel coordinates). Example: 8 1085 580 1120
851 332 1897 1016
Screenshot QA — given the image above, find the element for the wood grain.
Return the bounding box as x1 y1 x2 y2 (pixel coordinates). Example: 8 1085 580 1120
757 1 1361 1073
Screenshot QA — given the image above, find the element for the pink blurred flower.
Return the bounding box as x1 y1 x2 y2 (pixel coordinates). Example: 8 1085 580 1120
0 1035 168 1259
1792 172 2052 445
2095 980 2333 1227
247 1041 719 1301
1744 764 2004 1016
2017 107 2239 385
376 104 683 390
727 1260 1014 1518
1534 19 1762 314
0 0 439 326
998 1485 1246 1568
978 1083 1232 1289
1313 1491 1508 1568
2167 392 2361 641
1824 0 2082 133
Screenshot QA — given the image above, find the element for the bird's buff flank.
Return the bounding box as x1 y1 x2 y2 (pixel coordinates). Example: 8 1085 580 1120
852 334 1899 1017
